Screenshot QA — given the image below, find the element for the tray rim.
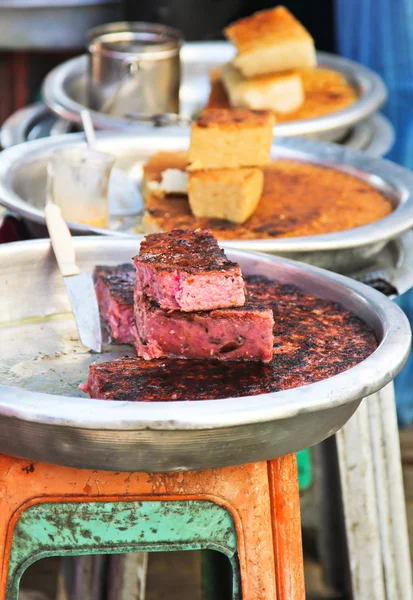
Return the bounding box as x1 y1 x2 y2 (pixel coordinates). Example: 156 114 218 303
0 101 395 158
0 130 412 253
0 237 410 432
41 43 387 137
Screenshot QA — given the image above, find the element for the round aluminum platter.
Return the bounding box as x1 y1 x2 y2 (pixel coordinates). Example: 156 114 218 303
42 42 387 142
0 238 410 471
0 102 395 157
0 130 412 273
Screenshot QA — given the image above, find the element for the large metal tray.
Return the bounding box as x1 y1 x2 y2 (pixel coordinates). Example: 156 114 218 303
0 101 395 157
0 131 412 273
0 238 410 472
42 43 387 143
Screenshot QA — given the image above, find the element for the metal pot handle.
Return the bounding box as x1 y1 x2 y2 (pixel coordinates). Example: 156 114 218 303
125 112 191 127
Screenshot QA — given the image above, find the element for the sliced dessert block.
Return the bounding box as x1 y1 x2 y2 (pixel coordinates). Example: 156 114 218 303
187 167 263 224
79 356 275 401
94 264 137 344
221 62 304 114
224 6 316 78
188 108 274 170
134 229 246 312
134 293 274 362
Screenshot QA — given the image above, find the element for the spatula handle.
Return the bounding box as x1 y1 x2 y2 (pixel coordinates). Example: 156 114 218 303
45 203 80 277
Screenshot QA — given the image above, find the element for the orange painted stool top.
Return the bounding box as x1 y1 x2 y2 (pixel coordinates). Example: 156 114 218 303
0 453 304 600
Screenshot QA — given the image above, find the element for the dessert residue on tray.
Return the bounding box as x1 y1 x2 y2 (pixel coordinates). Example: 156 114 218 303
141 149 393 239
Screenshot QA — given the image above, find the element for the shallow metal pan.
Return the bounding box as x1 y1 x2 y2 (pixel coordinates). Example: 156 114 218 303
0 102 395 157
42 43 387 142
0 238 410 471
0 131 412 273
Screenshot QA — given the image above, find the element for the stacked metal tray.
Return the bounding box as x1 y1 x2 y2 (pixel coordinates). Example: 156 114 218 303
40 42 388 143
0 131 411 273
0 101 395 157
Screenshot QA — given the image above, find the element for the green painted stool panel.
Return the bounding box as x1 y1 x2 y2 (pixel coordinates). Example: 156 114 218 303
6 500 240 600
297 448 313 491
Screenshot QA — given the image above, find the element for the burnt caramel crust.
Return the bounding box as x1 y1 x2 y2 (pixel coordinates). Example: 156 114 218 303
87 358 276 401
94 264 135 305
88 273 377 401
224 6 311 50
135 229 241 273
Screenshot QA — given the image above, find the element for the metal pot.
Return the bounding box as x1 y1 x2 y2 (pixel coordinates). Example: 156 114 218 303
87 21 182 118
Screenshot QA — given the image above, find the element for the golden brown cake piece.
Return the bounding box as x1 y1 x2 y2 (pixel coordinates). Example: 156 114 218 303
188 108 275 170
206 69 357 122
221 62 304 113
224 6 316 78
187 168 264 224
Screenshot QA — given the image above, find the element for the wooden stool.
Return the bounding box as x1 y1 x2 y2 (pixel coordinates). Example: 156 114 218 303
0 453 305 600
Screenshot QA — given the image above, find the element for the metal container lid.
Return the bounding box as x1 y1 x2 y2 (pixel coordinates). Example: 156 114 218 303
88 21 182 60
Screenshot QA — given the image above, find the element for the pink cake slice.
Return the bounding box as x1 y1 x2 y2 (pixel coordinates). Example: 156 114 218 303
134 293 274 362
134 228 246 312
94 264 137 344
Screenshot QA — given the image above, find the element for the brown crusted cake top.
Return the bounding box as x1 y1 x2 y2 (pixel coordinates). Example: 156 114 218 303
195 108 274 129
224 6 313 52
94 264 135 305
135 228 241 272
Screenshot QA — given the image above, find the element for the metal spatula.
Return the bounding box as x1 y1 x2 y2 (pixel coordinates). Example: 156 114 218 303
45 202 102 353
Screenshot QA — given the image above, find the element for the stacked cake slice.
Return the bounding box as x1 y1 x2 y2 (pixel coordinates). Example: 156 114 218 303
187 109 275 224
133 229 274 362
219 6 316 114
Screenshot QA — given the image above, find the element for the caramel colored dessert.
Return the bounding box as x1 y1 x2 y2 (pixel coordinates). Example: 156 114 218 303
188 108 275 170
82 274 377 401
207 67 357 122
142 152 393 239
187 167 264 224
224 6 316 78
